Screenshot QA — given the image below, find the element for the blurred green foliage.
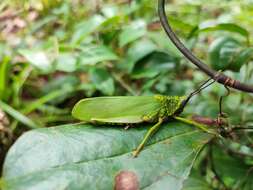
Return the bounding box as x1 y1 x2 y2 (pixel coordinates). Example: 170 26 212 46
0 0 253 189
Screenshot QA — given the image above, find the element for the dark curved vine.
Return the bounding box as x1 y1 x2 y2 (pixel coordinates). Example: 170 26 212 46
158 0 253 93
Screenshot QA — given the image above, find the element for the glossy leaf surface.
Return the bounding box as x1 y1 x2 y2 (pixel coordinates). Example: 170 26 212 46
1 121 212 190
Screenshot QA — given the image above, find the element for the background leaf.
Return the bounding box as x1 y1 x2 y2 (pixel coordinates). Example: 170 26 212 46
78 45 118 66
119 20 147 47
55 53 77 72
71 15 105 45
208 37 253 72
120 39 157 73
19 49 53 73
0 100 39 129
182 175 213 190
212 146 253 190
0 57 10 100
89 67 115 95
131 51 178 79
195 23 249 40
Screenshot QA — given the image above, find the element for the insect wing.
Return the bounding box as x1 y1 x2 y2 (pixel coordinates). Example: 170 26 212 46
72 96 161 123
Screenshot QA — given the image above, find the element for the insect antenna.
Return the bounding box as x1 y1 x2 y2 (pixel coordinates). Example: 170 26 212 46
176 77 216 114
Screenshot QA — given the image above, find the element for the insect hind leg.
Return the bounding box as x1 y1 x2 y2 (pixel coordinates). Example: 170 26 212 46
132 118 163 157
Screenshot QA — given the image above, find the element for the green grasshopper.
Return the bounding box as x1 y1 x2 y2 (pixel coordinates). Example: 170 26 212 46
72 78 215 157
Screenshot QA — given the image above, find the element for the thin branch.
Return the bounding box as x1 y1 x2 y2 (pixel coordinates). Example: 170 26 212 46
158 0 253 93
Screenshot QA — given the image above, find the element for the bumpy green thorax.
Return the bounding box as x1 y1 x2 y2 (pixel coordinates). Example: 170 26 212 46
154 95 185 118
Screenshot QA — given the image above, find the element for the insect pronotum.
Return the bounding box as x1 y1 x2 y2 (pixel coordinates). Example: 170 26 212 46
72 78 215 157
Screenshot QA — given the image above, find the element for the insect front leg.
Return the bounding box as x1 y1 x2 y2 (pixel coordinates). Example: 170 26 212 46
132 118 164 157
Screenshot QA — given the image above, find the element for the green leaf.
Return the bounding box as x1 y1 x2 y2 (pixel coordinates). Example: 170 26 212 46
231 47 253 71
11 65 32 108
41 76 79 95
0 100 40 129
1 121 212 190
55 53 77 72
120 39 157 73
101 5 119 17
212 146 253 190
89 67 115 95
71 15 105 45
148 32 182 57
131 51 178 79
182 177 212 190
168 17 196 35
40 75 81 104
21 87 73 115
0 57 10 100
195 23 249 40
119 20 146 47
209 37 253 72
18 49 53 73
78 45 118 66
